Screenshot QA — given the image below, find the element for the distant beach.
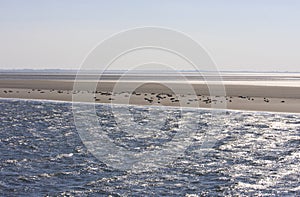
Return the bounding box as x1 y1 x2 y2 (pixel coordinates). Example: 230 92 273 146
0 71 300 113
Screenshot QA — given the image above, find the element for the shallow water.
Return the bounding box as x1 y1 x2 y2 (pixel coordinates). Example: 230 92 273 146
0 99 299 196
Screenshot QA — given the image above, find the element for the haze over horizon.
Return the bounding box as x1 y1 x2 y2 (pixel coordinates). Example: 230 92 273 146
0 0 300 72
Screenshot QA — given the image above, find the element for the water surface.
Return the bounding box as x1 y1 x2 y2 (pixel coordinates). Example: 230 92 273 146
0 99 299 196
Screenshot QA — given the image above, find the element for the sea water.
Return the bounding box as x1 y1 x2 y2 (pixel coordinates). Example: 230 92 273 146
0 99 299 196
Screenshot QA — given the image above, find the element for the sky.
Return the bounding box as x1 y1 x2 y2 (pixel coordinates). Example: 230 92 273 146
0 0 300 71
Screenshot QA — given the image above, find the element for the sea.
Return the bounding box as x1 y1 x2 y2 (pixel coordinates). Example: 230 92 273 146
0 98 299 196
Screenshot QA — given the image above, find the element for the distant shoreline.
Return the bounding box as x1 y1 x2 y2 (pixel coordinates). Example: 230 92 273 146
0 76 299 113
1 69 300 74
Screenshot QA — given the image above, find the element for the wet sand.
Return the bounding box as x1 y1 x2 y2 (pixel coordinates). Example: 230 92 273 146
0 79 299 113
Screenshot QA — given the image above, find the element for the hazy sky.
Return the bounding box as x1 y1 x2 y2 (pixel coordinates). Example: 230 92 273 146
0 0 299 71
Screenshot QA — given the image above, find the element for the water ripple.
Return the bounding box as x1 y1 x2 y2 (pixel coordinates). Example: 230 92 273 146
0 99 299 196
